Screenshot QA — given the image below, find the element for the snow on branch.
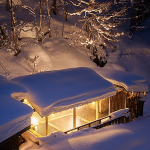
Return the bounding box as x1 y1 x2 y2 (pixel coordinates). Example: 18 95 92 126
68 0 127 47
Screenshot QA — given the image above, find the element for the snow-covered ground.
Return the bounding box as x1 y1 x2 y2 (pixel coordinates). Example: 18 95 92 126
0 0 150 149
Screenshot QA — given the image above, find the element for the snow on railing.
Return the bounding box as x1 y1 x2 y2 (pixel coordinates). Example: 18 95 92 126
64 115 111 134
64 112 130 134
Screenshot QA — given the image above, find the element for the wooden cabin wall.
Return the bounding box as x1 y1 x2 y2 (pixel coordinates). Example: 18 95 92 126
88 102 96 110
126 92 139 119
0 126 30 150
110 91 126 113
109 90 142 120
100 98 109 115
88 98 109 113
0 135 25 150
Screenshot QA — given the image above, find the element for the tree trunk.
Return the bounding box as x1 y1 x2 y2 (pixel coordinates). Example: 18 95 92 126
86 0 91 38
130 0 143 33
38 0 42 42
53 0 57 15
62 1 65 36
65 0 68 21
6 0 11 11
10 0 20 56
46 0 52 37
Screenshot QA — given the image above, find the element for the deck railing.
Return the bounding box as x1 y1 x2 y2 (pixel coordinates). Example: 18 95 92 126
64 115 111 134
93 115 128 130
64 115 129 134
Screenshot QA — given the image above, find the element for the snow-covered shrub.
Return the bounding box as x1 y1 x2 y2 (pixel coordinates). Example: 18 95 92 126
0 24 9 48
69 0 126 48
67 0 127 66
90 45 107 67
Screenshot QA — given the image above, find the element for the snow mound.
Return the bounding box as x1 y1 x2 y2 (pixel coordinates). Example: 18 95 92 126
0 76 32 143
19 23 37 39
110 108 130 119
93 67 148 92
18 39 52 73
0 75 27 96
42 36 97 70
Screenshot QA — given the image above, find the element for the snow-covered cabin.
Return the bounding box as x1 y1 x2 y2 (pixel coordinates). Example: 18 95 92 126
93 67 148 117
0 67 148 149
11 67 148 137
11 67 117 136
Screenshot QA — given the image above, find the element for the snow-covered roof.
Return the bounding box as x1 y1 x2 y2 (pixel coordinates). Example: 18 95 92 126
93 67 148 93
12 67 117 117
0 76 33 143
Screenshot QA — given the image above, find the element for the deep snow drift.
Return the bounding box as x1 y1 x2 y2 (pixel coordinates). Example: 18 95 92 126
0 76 32 143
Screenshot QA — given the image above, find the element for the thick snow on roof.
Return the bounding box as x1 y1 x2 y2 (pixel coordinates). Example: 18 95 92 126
0 75 27 96
0 76 33 143
12 67 117 117
93 67 148 93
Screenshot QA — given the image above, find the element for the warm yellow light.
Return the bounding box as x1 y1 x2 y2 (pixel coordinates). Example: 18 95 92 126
77 106 80 109
52 114 54 116
31 117 38 126
24 99 27 102
92 102 95 104
23 99 34 109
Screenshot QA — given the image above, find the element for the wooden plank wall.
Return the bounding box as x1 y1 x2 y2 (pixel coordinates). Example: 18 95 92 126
110 91 126 113
110 90 140 120
0 126 30 150
127 92 139 120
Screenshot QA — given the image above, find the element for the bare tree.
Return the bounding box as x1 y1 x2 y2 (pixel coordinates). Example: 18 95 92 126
68 0 127 66
38 0 43 42
62 0 65 36
10 0 20 56
69 0 126 47
130 0 150 34
65 0 68 21
46 0 52 37
53 0 57 15
6 0 11 11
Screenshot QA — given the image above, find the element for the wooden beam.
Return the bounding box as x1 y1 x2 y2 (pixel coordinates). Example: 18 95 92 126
99 100 101 113
46 116 49 136
96 101 99 120
73 108 76 128
125 92 127 109
109 97 110 114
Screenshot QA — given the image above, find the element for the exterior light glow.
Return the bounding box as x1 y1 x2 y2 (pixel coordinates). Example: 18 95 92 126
93 102 95 104
77 106 80 109
23 99 34 109
52 114 54 116
31 117 38 126
24 99 27 102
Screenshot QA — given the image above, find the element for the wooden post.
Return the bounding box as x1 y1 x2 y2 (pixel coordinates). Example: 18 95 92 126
73 108 76 128
46 116 49 136
96 101 99 120
99 100 101 113
109 97 110 114
125 92 127 109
